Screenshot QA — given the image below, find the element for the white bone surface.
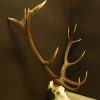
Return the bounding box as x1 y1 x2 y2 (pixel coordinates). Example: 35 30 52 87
67 91 96 100
48 81 96 100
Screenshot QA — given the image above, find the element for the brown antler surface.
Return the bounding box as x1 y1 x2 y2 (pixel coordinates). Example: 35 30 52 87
8 0 88 91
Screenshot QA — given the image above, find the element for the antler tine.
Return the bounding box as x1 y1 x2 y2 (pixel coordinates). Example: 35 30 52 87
73 23 77 33
68 27 70 39
8 9 27 30
78 71 88 85
69 50 85 66
28 0 47 19
8 0 59 65
60 26 80 77
68 23 77 39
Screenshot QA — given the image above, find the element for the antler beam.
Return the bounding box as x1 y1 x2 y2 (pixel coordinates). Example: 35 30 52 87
8 0 88 91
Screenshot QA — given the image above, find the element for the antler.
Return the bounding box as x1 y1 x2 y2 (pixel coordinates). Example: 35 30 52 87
8 0 88 91
59 24 88 91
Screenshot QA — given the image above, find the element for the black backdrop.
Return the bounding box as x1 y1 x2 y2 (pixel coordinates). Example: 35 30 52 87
0 0 100 100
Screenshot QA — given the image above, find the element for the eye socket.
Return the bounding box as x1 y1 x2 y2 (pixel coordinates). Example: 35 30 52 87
56 91 60 95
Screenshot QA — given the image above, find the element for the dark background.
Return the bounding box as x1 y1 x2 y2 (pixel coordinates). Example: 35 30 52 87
0 0 100 100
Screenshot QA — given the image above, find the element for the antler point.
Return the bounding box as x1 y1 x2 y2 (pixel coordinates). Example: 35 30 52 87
73 23 78 33
67 27 70 38
86 71 88 77
8 17 14 20
82 51 86 57
78 77 81 87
